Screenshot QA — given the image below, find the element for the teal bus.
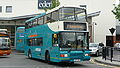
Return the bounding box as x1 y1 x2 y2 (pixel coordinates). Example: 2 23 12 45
16 27 25 51
24 6 91 63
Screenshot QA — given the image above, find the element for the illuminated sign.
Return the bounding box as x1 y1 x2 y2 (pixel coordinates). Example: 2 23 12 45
28 34 38 37
64 22 86 31
38 0 52 9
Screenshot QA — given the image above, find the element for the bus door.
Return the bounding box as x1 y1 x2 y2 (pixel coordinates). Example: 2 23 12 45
50 34 59 58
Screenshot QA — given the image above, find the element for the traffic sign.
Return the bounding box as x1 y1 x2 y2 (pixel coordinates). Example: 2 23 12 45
109 28 115 35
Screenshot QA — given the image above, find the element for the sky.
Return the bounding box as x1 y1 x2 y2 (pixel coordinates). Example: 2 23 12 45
116 0 119 5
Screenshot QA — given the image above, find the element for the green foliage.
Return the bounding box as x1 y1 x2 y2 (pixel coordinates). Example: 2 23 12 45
52 0 60 8
112 4 120 20
43 0 60 12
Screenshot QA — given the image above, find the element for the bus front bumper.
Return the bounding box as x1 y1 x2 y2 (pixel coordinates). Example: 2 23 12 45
58 56 91 62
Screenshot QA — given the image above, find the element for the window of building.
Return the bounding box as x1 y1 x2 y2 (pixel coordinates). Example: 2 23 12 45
0 6 2 13
6 6 12 13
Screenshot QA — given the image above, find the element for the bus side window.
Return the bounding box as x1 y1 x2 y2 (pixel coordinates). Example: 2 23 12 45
52 34 58 46
37 38 43 46
28 39 32 46
51 10 59 22
25 23 29 29
38 17 44 25
44 13 51 24
32 19 38 27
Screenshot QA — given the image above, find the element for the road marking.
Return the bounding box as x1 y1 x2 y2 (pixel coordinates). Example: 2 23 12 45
90 59 120 68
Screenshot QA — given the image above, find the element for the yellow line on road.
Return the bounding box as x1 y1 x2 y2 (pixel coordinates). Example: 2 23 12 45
90 58 120 68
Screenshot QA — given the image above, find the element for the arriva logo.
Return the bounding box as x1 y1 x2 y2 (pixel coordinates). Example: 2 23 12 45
38 0 52 9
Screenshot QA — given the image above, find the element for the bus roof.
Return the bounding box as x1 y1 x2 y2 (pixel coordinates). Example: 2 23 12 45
0 29 7 31
46 5 85 14
17 27 25 29
25 13 46 23
25 5 85 23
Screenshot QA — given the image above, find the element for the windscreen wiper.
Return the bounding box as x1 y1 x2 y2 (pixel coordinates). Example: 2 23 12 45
68 47 72 53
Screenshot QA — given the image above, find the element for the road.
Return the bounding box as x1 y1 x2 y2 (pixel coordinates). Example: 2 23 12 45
0 50 110 68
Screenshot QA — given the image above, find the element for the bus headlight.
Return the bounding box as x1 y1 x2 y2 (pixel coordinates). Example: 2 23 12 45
85 54 90 56
60 54 68 57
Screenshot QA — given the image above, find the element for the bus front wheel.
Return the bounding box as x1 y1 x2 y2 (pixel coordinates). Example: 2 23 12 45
45 52 50 63
28 50 32 59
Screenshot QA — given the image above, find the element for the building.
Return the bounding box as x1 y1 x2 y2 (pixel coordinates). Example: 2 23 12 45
0 0 45 46
0 0 116 47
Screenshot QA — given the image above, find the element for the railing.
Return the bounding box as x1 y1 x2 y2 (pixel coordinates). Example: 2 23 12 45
102 47 120 62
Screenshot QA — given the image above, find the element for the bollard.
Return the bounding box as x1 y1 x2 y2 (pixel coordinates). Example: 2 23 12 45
111 47 113 62
102 47 106 60
106 47 109 57
105 47 106 60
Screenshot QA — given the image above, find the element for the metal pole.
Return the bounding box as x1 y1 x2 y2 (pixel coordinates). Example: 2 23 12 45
111 34 114 62
93 22 94 43
14 21 16 49
111 47 113 62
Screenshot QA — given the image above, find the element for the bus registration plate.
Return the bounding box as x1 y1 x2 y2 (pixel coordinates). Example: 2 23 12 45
74 59 80 61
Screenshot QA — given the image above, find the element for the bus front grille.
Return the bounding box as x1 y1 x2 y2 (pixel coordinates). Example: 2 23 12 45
70 53 83 59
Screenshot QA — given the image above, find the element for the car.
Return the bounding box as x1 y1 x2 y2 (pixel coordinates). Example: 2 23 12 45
114 43 120 50
89 43 103 56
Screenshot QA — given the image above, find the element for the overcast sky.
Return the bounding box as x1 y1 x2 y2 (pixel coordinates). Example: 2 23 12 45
116 0 119 5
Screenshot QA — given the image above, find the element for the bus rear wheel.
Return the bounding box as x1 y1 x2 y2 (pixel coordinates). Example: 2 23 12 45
45 52 50 63
28 51 32 59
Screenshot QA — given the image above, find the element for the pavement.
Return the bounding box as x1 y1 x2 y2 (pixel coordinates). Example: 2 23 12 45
93 56 120 67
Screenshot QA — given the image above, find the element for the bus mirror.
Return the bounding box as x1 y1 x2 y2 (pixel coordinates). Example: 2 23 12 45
53 34 58 39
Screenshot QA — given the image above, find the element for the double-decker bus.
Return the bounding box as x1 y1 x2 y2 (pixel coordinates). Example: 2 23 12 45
0 29 11 56
16 27 25 52
24 5 90 63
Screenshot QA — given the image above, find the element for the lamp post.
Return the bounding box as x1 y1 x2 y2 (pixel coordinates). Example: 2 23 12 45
14 21 16 49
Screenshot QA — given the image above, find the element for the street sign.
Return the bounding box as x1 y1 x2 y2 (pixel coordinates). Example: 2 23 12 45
109 28 115 35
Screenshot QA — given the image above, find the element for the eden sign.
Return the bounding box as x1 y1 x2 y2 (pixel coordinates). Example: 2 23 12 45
38 0 52 9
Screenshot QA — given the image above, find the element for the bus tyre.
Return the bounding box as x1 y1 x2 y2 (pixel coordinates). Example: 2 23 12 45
28 51 32 59
45 52 50 63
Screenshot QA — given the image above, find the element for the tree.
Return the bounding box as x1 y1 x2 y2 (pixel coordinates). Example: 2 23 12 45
112 4 120 21
43 0 60 12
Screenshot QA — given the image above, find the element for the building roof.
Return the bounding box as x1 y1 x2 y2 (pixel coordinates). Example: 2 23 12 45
87 11 101 17
0 14 40 20
0 11 100 21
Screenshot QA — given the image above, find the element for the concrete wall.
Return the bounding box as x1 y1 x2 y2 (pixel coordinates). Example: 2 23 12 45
0 0 45 17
